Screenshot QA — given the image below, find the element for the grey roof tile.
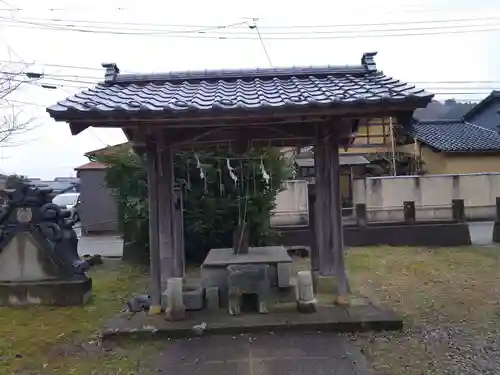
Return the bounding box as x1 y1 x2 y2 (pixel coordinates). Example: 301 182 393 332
407 120 500 152
47 52 433 120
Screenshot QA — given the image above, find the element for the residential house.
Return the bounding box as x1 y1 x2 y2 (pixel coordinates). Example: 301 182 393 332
27 177 80 194
403 91 500 174
74 144 129 235
462 90 500 131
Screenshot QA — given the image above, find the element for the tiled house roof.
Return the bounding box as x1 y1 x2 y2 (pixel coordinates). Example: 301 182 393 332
407 120 500 152
84 142 131 157
46 52 432 121
463 90 500 121
74 161 107 171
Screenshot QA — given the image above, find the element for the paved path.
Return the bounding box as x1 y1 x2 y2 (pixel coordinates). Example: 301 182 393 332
468 221 495 246
154 333 373 375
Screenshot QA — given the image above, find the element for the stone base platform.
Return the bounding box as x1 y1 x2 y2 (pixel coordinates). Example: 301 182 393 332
102 300 402 341
0 277 92 306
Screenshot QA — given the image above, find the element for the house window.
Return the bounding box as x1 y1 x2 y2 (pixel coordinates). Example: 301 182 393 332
353 117 392 147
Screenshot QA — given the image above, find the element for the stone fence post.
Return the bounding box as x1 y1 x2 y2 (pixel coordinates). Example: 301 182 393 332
451 199 465 222
355 203 367 227
493 197 500 243
403 201 415 223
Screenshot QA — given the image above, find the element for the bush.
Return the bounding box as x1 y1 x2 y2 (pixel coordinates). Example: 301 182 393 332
93 148 291 263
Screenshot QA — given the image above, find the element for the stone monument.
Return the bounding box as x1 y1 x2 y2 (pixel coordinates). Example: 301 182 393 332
0 182 92 306
227 264 270 315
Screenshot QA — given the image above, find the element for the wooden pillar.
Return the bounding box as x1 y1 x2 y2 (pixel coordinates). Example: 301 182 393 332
310 158 321 278
146 143 161 314
173 187 185 277
157 141 182 290
314 123 350 297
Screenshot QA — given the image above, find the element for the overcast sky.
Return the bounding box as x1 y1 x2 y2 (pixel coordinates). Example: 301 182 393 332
0 0 499 179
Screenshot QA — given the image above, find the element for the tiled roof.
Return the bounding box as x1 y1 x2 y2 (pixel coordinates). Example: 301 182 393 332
46 52 432 120
463 90 500 121
406 120 500 152
74 161 107 170
84 142 131 157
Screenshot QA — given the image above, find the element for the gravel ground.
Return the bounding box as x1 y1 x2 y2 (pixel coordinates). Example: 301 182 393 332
343 246 500 375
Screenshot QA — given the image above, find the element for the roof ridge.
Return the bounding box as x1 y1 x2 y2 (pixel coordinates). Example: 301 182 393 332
417 119 463 124
102 52 379 84
464 121 499 135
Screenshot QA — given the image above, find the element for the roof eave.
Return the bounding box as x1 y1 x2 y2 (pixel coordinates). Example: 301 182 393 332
47 95 433 127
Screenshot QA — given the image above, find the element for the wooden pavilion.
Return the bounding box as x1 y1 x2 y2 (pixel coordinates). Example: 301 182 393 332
47 51 433 312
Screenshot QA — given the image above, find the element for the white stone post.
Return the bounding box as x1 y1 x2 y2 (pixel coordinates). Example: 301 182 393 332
164 277 186 321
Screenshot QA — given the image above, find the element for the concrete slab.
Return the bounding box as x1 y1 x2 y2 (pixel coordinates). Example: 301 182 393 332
468 221 494 246
102 303 401 341
152 333 374 375
202 247 292 267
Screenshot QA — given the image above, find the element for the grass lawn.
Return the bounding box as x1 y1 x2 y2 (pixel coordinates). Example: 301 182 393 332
346 246 500 375
1 246 498 374
0 259 158 375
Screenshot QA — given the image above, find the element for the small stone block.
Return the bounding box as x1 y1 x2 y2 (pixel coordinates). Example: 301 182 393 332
182 285 204 311
277 262 292 288
205 286 220 310
297 300 316 313
148 305 162 315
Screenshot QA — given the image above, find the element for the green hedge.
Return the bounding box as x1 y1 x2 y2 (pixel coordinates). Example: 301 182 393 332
93 149 291 263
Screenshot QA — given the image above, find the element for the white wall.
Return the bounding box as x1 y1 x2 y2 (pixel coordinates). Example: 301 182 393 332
353 172 500 222
271 180 309 226
272 173 500 225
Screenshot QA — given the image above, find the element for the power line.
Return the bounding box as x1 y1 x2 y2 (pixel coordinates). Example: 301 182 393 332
0 16 499 39
0 4 478 14
6 69 500 86
4 72 500 93
249 19 273 67
1 14 499 31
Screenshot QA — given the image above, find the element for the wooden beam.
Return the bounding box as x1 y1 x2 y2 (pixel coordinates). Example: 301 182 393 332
146 142 162 313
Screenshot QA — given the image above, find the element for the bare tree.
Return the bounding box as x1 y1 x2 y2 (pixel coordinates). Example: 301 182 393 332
0 49 39 146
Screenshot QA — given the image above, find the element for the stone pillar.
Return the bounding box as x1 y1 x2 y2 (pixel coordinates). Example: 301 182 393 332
164 278 186 321
451 199 465 222
493 197 500 243
296 271 316 313
314 124 350 298
355 203 367 227
403 201 416 223
146 143 162 314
